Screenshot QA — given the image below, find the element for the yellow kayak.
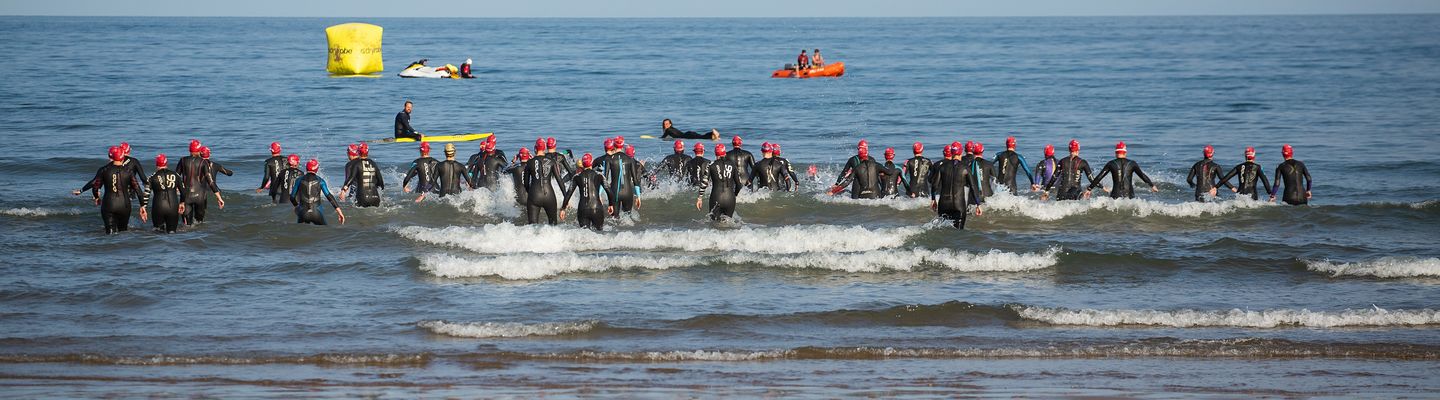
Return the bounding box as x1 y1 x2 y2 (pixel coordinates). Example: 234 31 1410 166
367 133 493 143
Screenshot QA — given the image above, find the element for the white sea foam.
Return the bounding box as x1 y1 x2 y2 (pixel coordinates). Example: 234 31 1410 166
439 185 522 217
981 192 1273 221
811 194 932 210
1 207 85 217
417 247 1059 279
417 320 599 338
396 224 923 254
1305 257 1440 278
1015 305 1440 328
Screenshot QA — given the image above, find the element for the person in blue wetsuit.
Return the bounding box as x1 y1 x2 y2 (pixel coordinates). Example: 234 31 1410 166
291 159 345 225
1032 144 1058 193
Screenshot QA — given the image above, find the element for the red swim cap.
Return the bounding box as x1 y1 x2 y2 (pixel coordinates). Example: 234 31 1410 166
761 142 771 153
950 141 961 152
772 144 781 155
120 142 131 155
624 144 635 158
582 152 594 168
693 142 705 154
288 154 300 166
1203 145 1214 158
714 144 727 158
604 138 616 151
942 145 953 158
189 139 203 153
155 153 167 167
534 138 546 151
616 136 626 146
858 139 868 149
200 146 212 159
109 146 123 162
306 159 319 173
518 147 532 160
973 142 985 155
883 147 895 160
420 142 431 154
359 142 370 156
1245 146 1256 160
964 141 975 154
1069 140 1080 153
484 140 496 151
858 146 870 160
673 140 685 152
1115 141 1127 153
270 142 282 154
732 136 743 147
546 137 557 149
347 144 358 157
1006 136 1017 149
487 135 497 144
913 142 924 154
1044 144 1055 157
1282 144 1293 158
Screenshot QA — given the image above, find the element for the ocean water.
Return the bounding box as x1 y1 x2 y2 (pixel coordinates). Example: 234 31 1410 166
1 15 1439 397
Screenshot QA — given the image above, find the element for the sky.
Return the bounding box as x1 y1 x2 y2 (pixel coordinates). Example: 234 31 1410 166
2 0 1439 18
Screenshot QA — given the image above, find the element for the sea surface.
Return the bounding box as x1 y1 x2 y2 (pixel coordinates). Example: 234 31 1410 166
1 15 1439 397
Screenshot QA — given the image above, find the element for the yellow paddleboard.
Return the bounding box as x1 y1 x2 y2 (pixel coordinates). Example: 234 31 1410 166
368 133 493 143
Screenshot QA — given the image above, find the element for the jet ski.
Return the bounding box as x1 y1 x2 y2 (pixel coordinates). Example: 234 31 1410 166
398 59 458 79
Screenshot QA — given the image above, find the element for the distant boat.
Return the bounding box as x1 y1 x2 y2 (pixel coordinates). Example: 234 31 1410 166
772 62 845 78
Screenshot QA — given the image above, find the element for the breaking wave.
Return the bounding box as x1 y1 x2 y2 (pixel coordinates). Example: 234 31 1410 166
1304 257 1440 278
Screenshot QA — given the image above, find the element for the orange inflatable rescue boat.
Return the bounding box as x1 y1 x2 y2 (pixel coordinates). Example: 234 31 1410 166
771 62 845 78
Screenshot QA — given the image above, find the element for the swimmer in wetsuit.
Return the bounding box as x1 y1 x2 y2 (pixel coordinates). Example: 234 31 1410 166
1087 141 1159 199
683 142 712 187
697 144 744 221
341 143 386 207
175 140 224 225
596 138 643 216
270 154 303 206
769 144 800 192
661 119 721 140
831 145 884 199
116 142 148 197
504 148 532 208
290 159 345 225
1032 144 1059 193
968 142 997 202
725 136 756 189
523 141 567 225
403 142 440 202
1041 140 1094 201
479 138 508 189
750 142 782 190
561 153 614 231
148 154 184 233
201 146 233 183
435 143 474 197
992 137 1036 195
930 143 983 229
1219 146 1274 201
659 139 693 182
339 144 360 200
545 137 576 181
394 101 422 141
89 146 148 234
256 142 287 203
833 140 871 193
1271 144 1312 205
901 142 932 198
1186 145 1232 202
880 147 903 198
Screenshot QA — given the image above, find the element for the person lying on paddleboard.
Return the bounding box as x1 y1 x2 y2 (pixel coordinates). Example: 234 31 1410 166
660 119 720 140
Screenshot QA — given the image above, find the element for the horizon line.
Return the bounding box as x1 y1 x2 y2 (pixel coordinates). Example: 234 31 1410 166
3 12 1437 19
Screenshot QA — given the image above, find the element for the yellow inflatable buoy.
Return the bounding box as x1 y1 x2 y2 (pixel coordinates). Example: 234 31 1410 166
326 23 383 75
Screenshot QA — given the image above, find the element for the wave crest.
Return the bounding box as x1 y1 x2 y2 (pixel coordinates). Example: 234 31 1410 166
1305 257 1440 278
1015 305 1440 328
397 224 922 254
417 320 599 338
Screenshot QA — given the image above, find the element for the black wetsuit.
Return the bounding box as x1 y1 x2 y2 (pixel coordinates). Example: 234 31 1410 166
394 111 420 140
466 150 507 189
1042 155 1093 201
835 156 884 199
598 153 641 215
726 148 756 188
342 158 360 198
773 157 800 191
751 157 784 190
1186 158 1231 202
548 151 577 180
123 156 148 197
175 155 219 225
880 161 903 198
91 163 146 234
930 159 982 229
683 156 711 187
523 155 566 225
562 168 610 231
1089 158 1156 199
902 155 932 197
699 160 743 220
435 159 472 196
992 149 1034 195
503 160 528 207
1272 159 1312 205
290 172 341 225
969 157 997 201
662 126 712 140
342 158 385 207
1219 161 1273 200
272 167 302 205
659 152 692 181
403 156 440 194
148 167 183 233
260 155 286 203
206 159 233 181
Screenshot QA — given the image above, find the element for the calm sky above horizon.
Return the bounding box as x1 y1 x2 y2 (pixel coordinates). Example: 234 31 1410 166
2 0 1438 18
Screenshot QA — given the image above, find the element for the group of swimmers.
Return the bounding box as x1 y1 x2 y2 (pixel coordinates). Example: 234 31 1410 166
75 103 1315 233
